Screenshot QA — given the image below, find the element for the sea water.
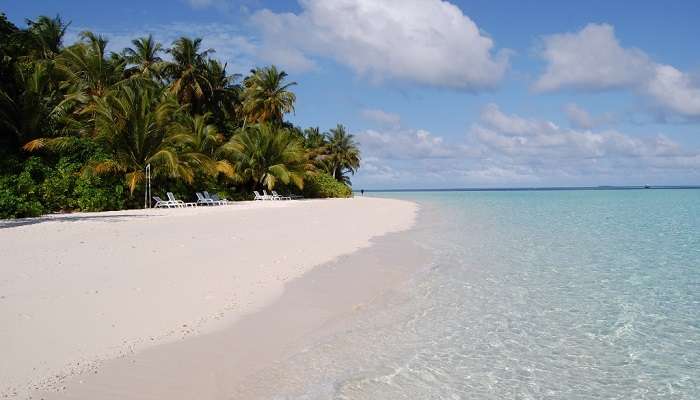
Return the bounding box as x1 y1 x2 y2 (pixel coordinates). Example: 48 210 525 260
249 190 700 399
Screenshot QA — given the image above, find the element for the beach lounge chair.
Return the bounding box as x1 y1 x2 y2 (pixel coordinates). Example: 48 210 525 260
203 191 227 205
263 190 276 200
271 191 291 200
166 192 188 208
153 196 176 208
196 192 217 206
253 191 268 201
210 193 231 205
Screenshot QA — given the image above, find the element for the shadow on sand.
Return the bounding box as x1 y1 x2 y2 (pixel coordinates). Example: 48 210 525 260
0 213 155 229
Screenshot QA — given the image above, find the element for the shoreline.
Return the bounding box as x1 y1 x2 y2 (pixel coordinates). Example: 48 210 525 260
0 197 417 398
41 209 430 399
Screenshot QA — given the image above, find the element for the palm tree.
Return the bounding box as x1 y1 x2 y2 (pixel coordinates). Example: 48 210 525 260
224 123 311 190
304 126 326 149
24 15 69 60
1 60 61 148
88 79 192 193
54 31 126 124
201 59 242 132
302 126 328 168
171 113 234 178
325 124 360 185
242 65 296 124
162 37 212 113
122 35 164 78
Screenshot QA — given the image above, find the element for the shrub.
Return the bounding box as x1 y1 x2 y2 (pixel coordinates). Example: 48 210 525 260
303 173 352 198
0 164 45 219
74 173 125 212
41 158 80 211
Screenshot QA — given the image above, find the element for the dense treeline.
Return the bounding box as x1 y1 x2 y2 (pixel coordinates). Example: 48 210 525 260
0 14 360 218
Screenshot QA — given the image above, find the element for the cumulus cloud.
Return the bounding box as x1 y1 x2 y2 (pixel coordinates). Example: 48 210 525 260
354 104 700 188
360 108 401 128
474 104 684 159
480 103 559 136
250 0 509 88
356 128 471 160
470 105 700 185
644 65 700 117
534 23 700 119
564 103 615 129
534 24 653 92
564 103 595 129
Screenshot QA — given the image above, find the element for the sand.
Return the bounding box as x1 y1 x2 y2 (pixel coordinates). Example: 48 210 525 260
0 197 417 398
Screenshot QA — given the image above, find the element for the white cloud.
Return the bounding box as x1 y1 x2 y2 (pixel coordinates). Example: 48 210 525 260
360 108 401 128
480 103 559 136
354 104 700 188
250 0 509 88
534 23 700 119
564 103 615 129
469 105 700 185
644 64 700 117
474 104 684 160
534 24 653 92
254 45 317 72
564 103 595 129
358 157 401 182
356 128 471 160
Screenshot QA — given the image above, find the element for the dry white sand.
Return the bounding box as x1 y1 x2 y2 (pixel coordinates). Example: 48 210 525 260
0 197 416 398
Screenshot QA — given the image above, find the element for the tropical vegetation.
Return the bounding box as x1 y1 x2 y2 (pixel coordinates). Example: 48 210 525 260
0 13 361 218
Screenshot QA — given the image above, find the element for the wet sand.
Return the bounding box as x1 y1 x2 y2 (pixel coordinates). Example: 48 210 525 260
42 222 428 399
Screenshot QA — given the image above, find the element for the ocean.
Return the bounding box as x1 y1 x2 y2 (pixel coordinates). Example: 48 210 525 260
248 189 700 399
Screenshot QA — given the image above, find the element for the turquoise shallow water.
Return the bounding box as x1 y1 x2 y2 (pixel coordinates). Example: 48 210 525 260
251 190 700 399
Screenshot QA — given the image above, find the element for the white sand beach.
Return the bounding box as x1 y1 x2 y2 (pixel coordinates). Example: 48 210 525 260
0 197 417 398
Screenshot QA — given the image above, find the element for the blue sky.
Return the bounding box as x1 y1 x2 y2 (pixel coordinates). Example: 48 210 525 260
5 0 700 188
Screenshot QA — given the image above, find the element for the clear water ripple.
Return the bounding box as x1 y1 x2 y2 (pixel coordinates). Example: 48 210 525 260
255 190 700 399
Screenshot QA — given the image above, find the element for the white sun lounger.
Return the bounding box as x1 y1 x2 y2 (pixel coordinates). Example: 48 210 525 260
196 192 217 206
271 191 291 200
166 192 185 208
253 191 269 201
168 192 196 207
263 190 276 200
153 196 177 208
210 193 231 205
203 191 227 205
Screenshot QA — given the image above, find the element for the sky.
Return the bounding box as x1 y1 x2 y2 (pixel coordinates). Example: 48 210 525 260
5 0 700 189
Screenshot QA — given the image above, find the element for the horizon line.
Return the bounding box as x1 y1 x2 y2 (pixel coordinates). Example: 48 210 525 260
361 185 700 193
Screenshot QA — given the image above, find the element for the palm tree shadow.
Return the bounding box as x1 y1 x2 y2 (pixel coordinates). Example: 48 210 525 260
0 214 154 229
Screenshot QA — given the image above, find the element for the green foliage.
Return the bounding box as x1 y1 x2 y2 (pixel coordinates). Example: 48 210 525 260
303 173 352 198
41 158 79 210
225 123 312 190
74 173 125 212
0 177 44 218
0 12 361 219
323 124 360 185
242 65 296 124
89 79 191 193
0 157 46 218
0 156 126 217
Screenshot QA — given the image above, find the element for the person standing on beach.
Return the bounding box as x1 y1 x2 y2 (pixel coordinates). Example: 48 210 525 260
361 189 364 196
